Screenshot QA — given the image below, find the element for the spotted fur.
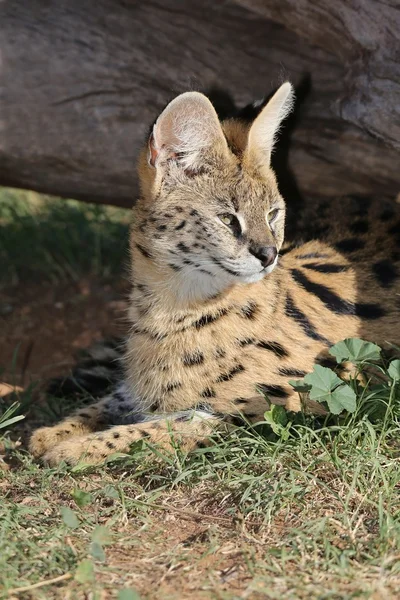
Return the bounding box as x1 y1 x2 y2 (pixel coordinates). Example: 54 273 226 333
29 83 400 466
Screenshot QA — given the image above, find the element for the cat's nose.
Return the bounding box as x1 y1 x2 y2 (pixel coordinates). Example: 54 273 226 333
250 245 277 268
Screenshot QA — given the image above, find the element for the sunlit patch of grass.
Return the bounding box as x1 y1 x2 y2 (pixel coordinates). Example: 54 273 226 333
0 187 131 284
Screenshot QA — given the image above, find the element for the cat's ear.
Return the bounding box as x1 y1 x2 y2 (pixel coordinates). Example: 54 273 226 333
246 82 294 167
148 92 228 174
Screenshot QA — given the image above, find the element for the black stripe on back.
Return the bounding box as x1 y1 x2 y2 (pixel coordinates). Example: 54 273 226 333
355 303 385 319
372 259 398 288
303 263 349 274
295 252 331 259
258 384 289 399
285 293 331 345
291 269 354 315
335 238 365 253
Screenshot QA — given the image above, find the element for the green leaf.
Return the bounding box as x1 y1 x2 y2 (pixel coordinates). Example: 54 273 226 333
75 558 95 583
91 526 112 545
329 338 381 364
0 414 25 430
304 365 357 414
90 541 106 562
103 484 119 499
0 401 25 429
264 405 289 439
60 506 80 529
118 590 142 600
71 488 92 508
388 359 400 382
288 379 311 393
104 452 131 464
304 365 343 402
326 383 357 415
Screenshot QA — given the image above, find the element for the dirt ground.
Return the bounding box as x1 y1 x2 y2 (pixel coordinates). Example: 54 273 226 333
0 278 128 387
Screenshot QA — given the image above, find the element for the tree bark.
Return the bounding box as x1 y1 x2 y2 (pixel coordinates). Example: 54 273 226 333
1 0 399 208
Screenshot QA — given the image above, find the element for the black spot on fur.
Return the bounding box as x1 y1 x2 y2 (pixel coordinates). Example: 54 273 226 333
355 303 385 319
135 243 153 259
315 356 337 369
278 367 307 377
106 441 115 449
175 414 191 422
139 219 148 233
372 259 398 288
291 269 354 315
163 381 182 394
215 347 226 358
169 263 182 272
113 432 120 439
113 392 126 404
139 430 151 438
175 220 186 230
196 402 213 413
240 301 259 319
335 238 365 253
157 224 167 231
349 195 372 216
79 412 91 419
388 222 400 246
191 209 199 217
216 364 245 383
349 220 369 234
183 350 204 366
237 337 255 347
200 387 216 398
177 242 190 253
303 263 349 274
285 293 331 345
193 309 228 329
243 413 258 419
258 384 289 399
196 441 208 449
233 397 249 404
256 341 289 358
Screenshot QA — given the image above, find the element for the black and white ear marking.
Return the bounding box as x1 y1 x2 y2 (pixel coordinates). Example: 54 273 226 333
246 82 294 166
148 91 228 173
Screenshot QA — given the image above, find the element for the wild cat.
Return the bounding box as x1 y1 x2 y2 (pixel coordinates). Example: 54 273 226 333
29 82 400 465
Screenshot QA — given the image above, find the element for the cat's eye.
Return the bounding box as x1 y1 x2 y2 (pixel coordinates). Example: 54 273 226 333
268 208 280 224
219 213 241 237
220 214 233 226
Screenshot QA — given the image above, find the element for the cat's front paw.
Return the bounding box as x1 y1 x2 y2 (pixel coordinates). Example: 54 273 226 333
42 436 106 467
29 426 70 458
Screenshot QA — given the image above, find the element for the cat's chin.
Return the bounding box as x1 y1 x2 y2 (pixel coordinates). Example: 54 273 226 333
237 271 267 284
239 263 278 283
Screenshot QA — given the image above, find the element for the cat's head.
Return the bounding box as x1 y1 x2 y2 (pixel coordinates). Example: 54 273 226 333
133 82 294 300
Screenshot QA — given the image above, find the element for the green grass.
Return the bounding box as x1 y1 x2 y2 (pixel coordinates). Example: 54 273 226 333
0 188 130 284
1 358 400 599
